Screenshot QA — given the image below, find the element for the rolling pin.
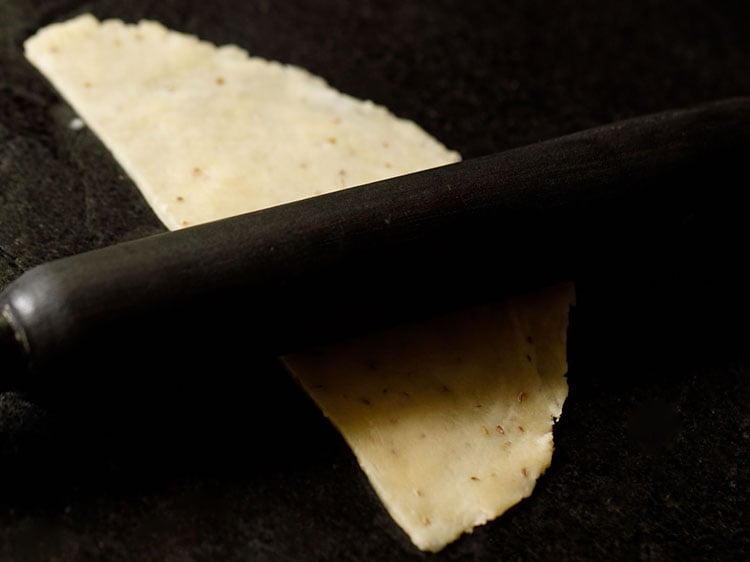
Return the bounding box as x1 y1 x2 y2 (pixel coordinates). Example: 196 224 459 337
1 98 748 393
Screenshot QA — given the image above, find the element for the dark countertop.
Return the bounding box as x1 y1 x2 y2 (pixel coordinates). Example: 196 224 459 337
1 1 748 560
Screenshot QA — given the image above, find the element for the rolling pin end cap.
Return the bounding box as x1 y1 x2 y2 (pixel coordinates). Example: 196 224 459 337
0 306 28 390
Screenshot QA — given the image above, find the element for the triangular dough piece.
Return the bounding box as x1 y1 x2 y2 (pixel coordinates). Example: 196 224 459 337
26 15 572 552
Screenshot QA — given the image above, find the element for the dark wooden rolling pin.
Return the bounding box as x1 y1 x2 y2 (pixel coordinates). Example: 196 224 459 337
1 98 748 393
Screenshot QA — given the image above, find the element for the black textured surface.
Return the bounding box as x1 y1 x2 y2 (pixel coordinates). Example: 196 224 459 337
0 1 748 560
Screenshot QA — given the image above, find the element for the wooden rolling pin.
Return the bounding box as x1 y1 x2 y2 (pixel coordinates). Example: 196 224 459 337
1 98 747 393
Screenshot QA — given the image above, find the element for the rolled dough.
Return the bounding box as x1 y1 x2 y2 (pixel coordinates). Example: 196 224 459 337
25 15 573 552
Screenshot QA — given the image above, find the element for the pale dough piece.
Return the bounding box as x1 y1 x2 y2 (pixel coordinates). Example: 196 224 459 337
25 15 572 552
24 14 459 229
284 282 574 551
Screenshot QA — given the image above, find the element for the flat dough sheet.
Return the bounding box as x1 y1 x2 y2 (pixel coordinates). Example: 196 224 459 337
25 15 573 552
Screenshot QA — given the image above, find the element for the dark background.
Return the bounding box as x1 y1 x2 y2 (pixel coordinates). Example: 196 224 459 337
0 1 748 560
